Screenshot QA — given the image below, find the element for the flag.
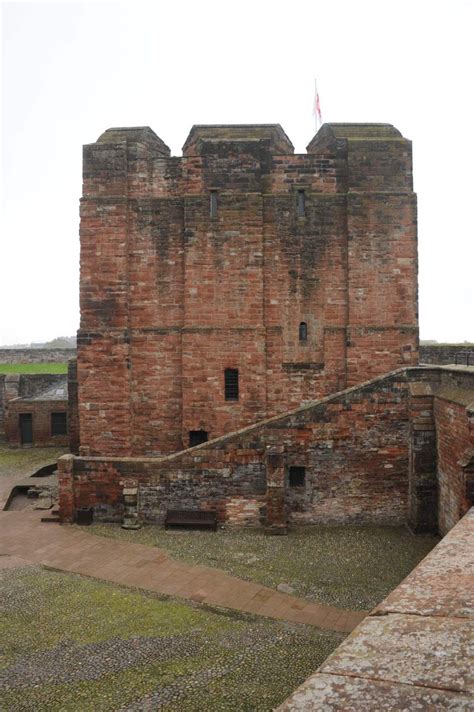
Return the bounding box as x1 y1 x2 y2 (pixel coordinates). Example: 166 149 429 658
313 79 322 131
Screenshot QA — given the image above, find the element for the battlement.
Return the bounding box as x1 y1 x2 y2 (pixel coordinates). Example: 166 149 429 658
182 124 294 156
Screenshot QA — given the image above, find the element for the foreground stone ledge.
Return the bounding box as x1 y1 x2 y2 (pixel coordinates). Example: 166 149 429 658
277 508 474 710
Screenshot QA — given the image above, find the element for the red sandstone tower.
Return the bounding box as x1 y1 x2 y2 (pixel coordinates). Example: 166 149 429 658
77 123 418 456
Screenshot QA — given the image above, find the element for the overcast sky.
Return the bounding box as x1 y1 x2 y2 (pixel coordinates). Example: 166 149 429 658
1 0 473 345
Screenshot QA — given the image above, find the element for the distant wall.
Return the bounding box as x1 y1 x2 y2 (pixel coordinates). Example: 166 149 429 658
0 348 75 364
420 343 474 365
0 375 5 437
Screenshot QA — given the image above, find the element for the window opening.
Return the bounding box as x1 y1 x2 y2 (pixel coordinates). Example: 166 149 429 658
299 322 308 342
297 190 306 217
289 466 306 487
224 368 239 401
51 412 67 436
189 430 208 447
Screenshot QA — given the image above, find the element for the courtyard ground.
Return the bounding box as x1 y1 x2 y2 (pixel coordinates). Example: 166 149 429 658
88 523 439 611
0 442 67 509
0 559 342 711
0 447 440 710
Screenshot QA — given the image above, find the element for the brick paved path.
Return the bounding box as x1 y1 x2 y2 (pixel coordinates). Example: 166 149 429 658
0 511 366 633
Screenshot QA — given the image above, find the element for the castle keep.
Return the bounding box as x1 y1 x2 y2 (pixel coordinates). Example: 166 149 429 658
77 123 418 457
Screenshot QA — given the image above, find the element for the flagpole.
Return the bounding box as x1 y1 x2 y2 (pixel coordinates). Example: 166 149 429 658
314 79 318 134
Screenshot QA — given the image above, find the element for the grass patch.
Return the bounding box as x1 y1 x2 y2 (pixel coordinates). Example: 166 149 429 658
88 523 439 611
0 363 68 374
0 565 342 711
0 443 67 476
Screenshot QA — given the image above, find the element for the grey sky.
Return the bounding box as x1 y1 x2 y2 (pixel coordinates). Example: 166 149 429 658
1 0 473 345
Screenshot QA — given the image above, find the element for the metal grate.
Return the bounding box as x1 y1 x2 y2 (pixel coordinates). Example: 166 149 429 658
289 466 306 487
224 368 239 401
455 351 474 366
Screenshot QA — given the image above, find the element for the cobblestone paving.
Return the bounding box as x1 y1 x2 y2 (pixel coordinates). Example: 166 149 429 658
0 561 343 711
0 634 205 689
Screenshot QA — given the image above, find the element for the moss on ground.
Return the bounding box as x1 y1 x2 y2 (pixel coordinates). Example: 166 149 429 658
0 363 68 374
0 565 342 711
88 523 439 611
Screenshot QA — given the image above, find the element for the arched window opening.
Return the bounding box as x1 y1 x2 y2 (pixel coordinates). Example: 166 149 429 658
299 322 308 342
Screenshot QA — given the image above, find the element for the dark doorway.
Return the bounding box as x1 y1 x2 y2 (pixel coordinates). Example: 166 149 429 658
19 413 33 445
189 430 208 447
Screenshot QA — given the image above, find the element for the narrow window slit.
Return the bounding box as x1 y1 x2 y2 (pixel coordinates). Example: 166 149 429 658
225 368 239 401
297 189 306 217
210 190 218 218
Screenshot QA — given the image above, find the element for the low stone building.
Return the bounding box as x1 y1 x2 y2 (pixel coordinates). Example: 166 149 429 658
5 379 69 447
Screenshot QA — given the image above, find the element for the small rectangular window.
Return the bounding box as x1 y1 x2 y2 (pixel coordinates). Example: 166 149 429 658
297 190 305 217
289 466 305 487
210 190 218 218
224 368 239 401
189 430 208 447
51 412 67 436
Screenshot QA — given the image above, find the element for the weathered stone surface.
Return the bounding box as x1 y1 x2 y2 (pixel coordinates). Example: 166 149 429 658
320 613 473 692
278 673 474 711
376 509 474 618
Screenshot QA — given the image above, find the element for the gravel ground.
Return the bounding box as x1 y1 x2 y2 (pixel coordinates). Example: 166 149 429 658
0 562 342 711
87 524 439 611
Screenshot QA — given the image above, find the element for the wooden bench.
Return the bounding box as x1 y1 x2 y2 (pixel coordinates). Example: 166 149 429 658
165 509 218 531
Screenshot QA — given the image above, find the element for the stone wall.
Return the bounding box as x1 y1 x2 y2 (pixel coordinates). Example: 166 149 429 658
0 348 75 364
60 368 419 527
77 122 418 458
419 343 474 365
59 366 474 534
434 373 474 534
